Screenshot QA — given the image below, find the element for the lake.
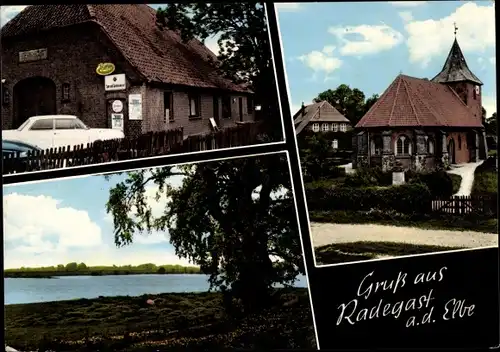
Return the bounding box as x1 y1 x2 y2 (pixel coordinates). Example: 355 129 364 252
4 274 308 305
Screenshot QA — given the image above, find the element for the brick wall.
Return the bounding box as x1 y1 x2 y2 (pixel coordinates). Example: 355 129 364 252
142 87 254 136
1 22 141 130
446 82 483 123
447 131 471 164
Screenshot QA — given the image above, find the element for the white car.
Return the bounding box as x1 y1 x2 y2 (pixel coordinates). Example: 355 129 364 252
2 115 125 150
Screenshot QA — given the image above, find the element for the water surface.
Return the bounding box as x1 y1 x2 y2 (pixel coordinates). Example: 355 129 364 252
5 274 308 305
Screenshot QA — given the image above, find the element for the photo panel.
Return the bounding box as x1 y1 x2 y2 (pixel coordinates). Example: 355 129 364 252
277 0 499 349
1 3 286 180
3 151 318 351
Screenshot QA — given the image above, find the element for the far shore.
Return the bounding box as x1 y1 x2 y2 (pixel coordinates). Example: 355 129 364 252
4 271 204 279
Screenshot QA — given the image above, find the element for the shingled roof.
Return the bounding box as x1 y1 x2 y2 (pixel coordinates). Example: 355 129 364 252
1 5 250 93
432 38 483 85
356 74 483 129
294 101 350 134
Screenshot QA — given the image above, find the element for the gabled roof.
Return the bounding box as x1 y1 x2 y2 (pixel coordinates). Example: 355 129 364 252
431 38 483 85
356 74 483 129
294 101 350 134
1 5 250 93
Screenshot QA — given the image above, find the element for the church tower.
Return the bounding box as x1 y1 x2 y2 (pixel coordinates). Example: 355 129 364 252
431 30 483 122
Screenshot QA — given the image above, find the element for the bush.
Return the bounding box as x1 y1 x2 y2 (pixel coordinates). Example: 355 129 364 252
344 167 392 187
406 170 454 197
306 182 432 215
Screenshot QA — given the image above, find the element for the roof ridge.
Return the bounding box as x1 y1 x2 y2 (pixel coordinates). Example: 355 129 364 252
410 78 450 126
388 75 403 126
402 76 421 126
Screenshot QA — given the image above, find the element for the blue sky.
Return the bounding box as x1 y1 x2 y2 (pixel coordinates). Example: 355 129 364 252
3 170 189 269
276 1 496 117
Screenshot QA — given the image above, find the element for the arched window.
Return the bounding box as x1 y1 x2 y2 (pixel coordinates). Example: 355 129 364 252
458 135 462 150
371 135 383 155
427 138 435 154
395 135 411 156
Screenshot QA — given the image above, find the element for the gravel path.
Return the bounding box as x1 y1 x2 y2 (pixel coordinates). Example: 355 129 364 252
310 222 498 249
447 161 484 196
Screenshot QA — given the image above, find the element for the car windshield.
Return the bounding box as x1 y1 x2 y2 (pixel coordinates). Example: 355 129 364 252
74 118 90 130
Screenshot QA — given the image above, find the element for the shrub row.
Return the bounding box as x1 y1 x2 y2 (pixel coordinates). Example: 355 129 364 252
306 182 432 215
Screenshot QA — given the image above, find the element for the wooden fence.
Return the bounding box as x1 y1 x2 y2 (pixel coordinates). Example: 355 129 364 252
431 195 497 216
3 122 265 175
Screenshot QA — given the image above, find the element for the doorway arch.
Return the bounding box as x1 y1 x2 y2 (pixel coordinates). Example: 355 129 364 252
447 138 456 164
13 77 57 128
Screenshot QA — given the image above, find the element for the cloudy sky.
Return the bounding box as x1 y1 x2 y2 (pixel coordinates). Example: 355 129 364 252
276 1 496 117
3 170 192 269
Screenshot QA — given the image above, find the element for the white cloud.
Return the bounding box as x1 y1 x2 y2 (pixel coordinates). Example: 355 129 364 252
4 193 102 249
0 5 26 27
4 193 103 267
322 45 336 54
389 1 427 7
399 11 413 22
483 95 497 117
298 50 343 73
275 3 302 12
405 2 495 67
328 24 404 56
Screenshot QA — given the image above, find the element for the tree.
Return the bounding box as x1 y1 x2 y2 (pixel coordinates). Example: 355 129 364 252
157 267 166 274
314 85 379 126
155 3 280 138
299 133 333 181
105 155 303 312
65 262 78 271
77 262 87 271
57 264 65 271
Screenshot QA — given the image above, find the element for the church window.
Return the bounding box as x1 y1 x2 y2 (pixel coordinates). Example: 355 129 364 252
322 123 329 132
395 135 411 156
427 139 434 155
312 123 319 132
371 136 383 155
333 123 338 132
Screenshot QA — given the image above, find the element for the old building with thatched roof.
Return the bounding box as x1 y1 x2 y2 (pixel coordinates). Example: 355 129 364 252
1 5 255 137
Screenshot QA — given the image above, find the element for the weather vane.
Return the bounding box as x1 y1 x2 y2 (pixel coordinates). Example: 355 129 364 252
454 22 458 36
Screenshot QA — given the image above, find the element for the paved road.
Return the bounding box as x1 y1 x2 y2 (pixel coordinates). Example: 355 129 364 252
310 222 498 249
447 161 484 196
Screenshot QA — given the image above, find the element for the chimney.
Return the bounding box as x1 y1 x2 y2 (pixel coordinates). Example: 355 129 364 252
301 102 305 116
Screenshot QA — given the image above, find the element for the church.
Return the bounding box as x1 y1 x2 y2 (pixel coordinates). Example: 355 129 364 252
353 34 488 172
1 5 255 138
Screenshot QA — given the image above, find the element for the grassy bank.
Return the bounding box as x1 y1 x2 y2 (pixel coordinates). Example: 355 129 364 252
315 241 464 265
472 157 498 196
5 288 315 351
310 210 498 234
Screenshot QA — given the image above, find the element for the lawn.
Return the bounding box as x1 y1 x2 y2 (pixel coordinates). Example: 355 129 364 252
5 289 315 351
472 157 498 196
314 241 464 265
310 210 498 234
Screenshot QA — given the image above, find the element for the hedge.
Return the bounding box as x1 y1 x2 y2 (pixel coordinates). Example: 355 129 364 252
306 182 432 215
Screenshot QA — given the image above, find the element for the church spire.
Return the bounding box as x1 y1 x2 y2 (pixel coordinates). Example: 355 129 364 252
431 35 483 85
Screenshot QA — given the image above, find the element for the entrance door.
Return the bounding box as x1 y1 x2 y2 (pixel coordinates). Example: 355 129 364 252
213 96 220 125
13 77 57 128
448 138 456 164
238 97 243 122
